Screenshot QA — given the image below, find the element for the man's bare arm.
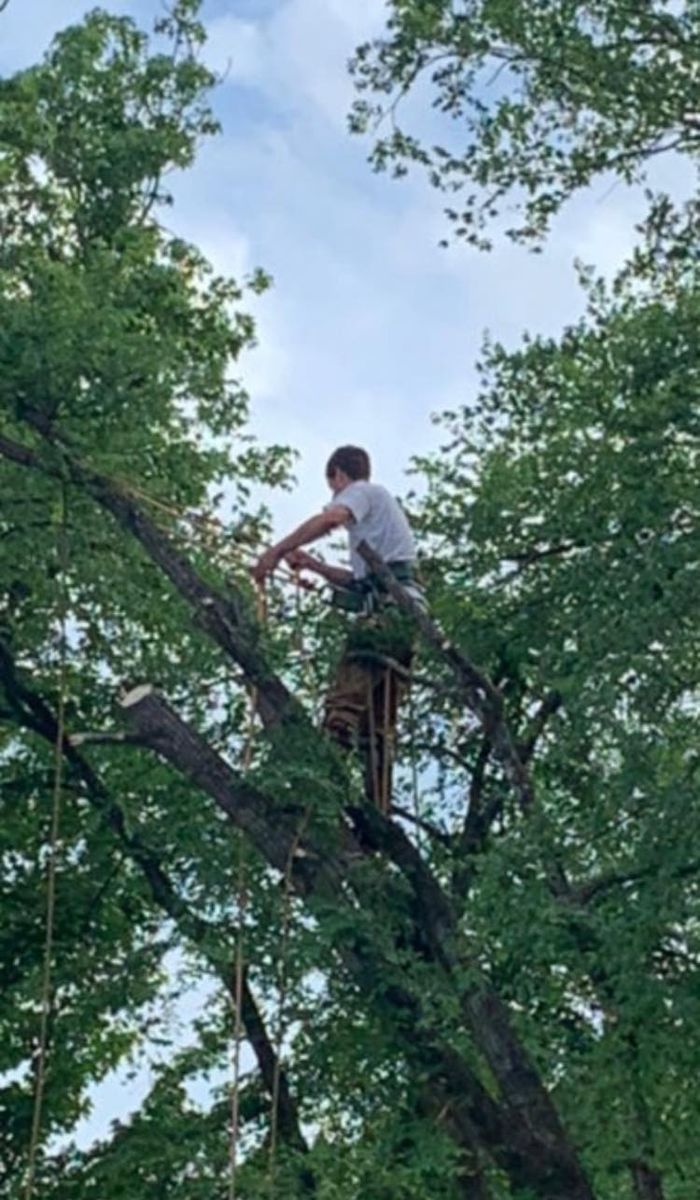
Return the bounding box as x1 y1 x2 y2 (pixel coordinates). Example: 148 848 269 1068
286 550 354 587
252 506 353 583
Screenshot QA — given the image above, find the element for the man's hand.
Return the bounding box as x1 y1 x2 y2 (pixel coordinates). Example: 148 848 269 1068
251 507 351 587
251 546 282 585
285 549 318 572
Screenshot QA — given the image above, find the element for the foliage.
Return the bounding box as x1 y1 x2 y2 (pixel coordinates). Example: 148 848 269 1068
0 6 294 1197
350 0 700 246
405 195 700 1197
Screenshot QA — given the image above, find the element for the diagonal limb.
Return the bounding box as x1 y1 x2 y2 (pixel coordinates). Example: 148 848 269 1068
0 642 311 1167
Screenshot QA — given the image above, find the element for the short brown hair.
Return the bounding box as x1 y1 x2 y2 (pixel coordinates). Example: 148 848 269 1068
326 445 371 481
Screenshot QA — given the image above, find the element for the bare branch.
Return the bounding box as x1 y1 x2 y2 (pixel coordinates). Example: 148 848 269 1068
390 803 452 847
237 966 310 1159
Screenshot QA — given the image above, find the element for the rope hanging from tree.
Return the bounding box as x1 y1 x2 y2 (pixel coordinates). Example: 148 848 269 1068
24 481 69 1200
228 581 267 1199
268 802 311 1195
229 832 247 1200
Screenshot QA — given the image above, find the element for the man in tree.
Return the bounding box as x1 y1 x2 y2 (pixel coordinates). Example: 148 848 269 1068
252 445 423 808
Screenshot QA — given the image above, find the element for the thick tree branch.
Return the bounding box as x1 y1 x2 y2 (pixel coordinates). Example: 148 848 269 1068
119 685 356 885
0 427 295 729
0 643 310 1163
461 736 493 852
519 691 564 763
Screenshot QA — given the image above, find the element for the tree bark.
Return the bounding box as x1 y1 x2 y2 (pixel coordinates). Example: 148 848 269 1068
0 642 310 1167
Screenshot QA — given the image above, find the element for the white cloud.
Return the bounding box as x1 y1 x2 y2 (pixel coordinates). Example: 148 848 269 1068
205 0 387 127
203 15 264 85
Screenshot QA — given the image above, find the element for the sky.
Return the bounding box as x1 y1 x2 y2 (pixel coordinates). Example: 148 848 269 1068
1 0 693 1151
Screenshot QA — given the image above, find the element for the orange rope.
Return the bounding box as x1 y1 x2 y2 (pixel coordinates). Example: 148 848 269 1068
381 666 393 814
268 805 311 1192
24 483 68 1200
228 583 267 1200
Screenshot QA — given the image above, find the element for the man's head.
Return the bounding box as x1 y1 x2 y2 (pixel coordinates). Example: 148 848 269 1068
326 445 371 494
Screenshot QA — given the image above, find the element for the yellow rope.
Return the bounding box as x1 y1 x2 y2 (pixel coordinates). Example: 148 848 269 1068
24 483 69 1200
229 583 266 1199
381 666 393 815
268 804 311 1194
229 836 247 1200
107 472 302 585
367 675 380 807
408 663 421 830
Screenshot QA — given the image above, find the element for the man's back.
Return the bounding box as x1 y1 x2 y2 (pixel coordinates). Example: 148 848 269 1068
333 480 416 579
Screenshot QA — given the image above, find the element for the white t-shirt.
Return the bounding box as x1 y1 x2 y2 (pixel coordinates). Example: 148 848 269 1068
331 480 417 580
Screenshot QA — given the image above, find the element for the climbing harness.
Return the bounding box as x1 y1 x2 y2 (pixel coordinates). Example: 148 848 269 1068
24 482 69 1200
329 560 422 616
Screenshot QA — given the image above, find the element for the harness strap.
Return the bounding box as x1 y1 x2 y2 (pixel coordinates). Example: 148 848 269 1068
330 560 423 615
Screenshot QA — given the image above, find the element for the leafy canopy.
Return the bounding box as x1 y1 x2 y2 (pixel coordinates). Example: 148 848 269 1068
350 0 700 246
